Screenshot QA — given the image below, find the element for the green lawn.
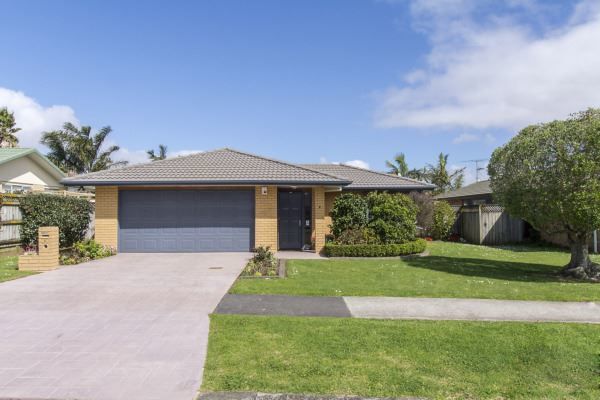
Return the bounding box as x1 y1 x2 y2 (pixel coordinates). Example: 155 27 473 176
231 242 600 301
203 315 600 399
0 255 34 283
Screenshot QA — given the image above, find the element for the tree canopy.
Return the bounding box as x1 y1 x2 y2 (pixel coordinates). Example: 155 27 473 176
41 122 127 174
0 107 20 148
147 144 167 161
488 108 600 281
386 153 409 176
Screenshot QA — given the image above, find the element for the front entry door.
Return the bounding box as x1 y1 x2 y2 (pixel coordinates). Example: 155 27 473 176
278 191 303 249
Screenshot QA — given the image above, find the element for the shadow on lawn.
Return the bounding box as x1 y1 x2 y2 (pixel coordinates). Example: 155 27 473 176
403 255 568 283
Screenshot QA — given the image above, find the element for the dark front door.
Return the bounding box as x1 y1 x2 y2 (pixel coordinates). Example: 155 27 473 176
278 191 303 249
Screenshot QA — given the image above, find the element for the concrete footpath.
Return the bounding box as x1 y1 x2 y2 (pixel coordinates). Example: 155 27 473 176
215 294 600 324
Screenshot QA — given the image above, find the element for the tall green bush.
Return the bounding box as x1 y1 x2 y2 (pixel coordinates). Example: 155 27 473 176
366 192 418 244
329 193 369 238
431 201 456 240
20 193 93 248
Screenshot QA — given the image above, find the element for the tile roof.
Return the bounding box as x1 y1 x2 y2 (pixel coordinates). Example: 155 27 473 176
300 164 435 190
434 180 491 199
62 148 350 186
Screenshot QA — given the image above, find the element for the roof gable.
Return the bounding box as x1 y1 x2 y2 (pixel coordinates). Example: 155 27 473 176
0 148 65 179
62 148 350 186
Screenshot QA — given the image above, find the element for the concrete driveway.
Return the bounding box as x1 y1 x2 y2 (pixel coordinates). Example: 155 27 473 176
0 253 248 400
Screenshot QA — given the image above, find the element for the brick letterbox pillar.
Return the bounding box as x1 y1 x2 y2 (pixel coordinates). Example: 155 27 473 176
18 227 60 271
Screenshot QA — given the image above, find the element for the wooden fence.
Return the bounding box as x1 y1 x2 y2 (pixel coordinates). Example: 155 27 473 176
453 204 525 245
0 192 95 248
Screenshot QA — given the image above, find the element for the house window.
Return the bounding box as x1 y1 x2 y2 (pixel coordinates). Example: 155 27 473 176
2 184 32 194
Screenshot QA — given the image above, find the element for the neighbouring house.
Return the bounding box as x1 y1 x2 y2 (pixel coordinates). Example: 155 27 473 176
434 180 493 206
0 148 65 194
435 180 530 245
62 148 434 253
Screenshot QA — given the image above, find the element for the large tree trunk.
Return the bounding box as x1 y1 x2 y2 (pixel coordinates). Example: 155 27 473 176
561 232 600 281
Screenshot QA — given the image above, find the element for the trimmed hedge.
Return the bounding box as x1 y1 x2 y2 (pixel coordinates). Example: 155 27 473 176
20 193 93 248
324 238 427 257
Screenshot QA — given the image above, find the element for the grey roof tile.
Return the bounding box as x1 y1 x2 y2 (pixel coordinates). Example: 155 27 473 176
62 148 350 186
300 164 435 190
434 180 491 199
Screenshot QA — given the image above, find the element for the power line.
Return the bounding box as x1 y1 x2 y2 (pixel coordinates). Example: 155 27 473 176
460 159 489 182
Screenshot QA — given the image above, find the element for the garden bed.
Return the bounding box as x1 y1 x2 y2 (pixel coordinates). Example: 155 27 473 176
239 259 286 279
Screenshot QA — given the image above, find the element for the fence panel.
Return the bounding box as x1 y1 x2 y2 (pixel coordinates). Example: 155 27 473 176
454 204 524 245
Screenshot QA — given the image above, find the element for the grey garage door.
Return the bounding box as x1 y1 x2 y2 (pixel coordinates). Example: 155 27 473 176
118 190 254 252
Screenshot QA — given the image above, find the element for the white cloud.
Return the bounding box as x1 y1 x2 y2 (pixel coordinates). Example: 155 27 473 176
170 149 203 158
452 132 497 144
112 147 149 165
452 133 479 144
343 159 370 169
375 0 600 130
0 87 78 148
322 157 371 170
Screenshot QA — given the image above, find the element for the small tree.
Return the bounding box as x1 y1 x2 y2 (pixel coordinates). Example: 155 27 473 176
0 107 20 148
367 192 417 244
329 193 369 238
431 201 456 240
488 108 600 281
408 191 434 235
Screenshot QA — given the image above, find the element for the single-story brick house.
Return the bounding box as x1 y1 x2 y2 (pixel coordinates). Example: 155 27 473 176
62 148 433 253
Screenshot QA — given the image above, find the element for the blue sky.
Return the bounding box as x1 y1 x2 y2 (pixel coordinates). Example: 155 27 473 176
1 0 599 182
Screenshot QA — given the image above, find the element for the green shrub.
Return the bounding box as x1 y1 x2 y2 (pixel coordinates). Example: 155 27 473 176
20 193 93 248
431 201 457 240
366 192 418 244
324 239 426 257
60 239 115 265
329 193 369 238
334 227 379 245
242 246 278 277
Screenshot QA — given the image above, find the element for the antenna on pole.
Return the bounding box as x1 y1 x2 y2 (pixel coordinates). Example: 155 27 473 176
460 159 489 182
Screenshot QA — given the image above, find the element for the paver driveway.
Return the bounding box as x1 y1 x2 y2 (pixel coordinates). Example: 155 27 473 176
0 253 248 400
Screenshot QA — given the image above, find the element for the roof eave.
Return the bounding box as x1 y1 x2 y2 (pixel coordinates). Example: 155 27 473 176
61 179 352 187
344 185 436 191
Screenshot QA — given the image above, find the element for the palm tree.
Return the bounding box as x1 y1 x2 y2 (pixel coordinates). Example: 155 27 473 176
426 153 465 193
386 153 409 176
41 122 127 174
0 107 20 148
147 144 167 161
406 167 428 181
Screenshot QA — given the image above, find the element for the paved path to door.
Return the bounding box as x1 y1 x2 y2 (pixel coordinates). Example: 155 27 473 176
0 253 248 400
215 294 600 324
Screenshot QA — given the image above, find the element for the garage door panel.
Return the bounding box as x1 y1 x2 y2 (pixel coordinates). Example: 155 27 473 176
119 190 254 252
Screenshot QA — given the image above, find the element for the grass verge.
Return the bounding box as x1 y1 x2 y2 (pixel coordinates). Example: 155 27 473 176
203 314 600 400
231 242 600 301
0 255 35 283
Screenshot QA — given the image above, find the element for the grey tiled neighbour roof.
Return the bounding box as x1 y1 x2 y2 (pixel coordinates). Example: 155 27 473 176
62 148 350 186
434 180 492 200
300 164 435 190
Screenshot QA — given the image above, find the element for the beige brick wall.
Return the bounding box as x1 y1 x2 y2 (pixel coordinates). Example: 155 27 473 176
255 186 278 250
18 226 59 271
95 186 119 250
312 187 326 253
324 191 340 236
